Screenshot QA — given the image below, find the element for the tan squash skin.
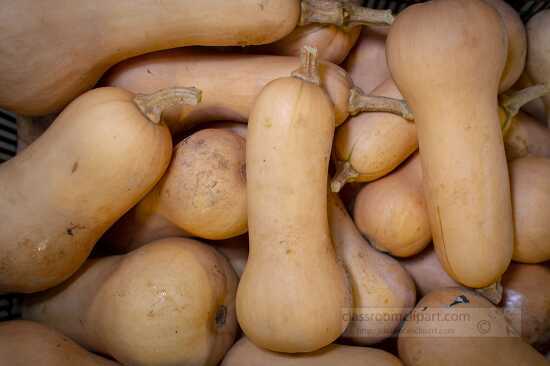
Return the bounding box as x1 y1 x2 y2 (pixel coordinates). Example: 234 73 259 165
103 48 352 132
23 238 238 366
399 246 457 298
254 25 361 65
0 87 172 294
251 0 362 64
221 336 403 366
398 288 548 366
202 121 248 139
140 128 247 240
484 0 527 92
502 263 550 346
353 153 431 258
509 157 550 263
329 193 416 345
400 249 550 345
526 9 550 126
237 62 351 353
345 28 390 94
334 78 418 183
0 0 301 116
504 111 550 160
387 0 513 288
213 234 249 278
0 320 120 366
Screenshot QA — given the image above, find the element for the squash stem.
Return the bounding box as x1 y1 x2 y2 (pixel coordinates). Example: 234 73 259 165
348 87 414 120
300 0 394 28
499 83 550 134
331 161 359 192
134 87 202 124
474 281 503 305
291 46 321 85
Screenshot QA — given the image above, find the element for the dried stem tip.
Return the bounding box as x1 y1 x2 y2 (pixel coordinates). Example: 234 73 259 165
331 161 359 193
348 87 414 120
291 46 321 85
475 281 503 305
134 87 202 124
499 83 550 133
300 0 394 28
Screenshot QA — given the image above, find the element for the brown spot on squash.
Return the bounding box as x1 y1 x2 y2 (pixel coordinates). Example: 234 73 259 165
71 161 78 173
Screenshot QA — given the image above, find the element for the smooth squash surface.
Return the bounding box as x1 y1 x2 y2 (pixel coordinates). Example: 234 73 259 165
334 78 417 184
0 0 300 116
0 320 119 366
387 0 513 288
221 336 403 366
23 238 238 366
504 111 550 160
236 54 351 352
103 48 352 132
353 153 431 257
0 87 172 293
398 288 548 366
329 193 416 344
509 157 550 263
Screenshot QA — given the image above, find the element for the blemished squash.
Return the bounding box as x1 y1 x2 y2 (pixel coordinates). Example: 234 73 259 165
332 78 417 190
103 48 353 132
509 156 550 263
502 263 550 346
484 0 527 92
345 28 390 95
398 288 548 366
0 320 120 366
328 193 416 345
386 0 513 288
106 128 247 244
353 153 431 258
23 238 238 366
236 48 351 353
526 9 550 126
0 86 200 293
221 337 403 366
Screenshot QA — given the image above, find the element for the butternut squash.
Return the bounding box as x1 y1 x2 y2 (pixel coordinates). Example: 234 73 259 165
504 111 550 160
0 0 305 115
237 48 351 353
23 237 238 366
203 121 248 139
332 78 417 190
103 48 353 132
213 234 249 278
401 249 550 344
398 288 548 366
250 0 386 64
353 153 431 257
0 320 119 366
0 86 200 293
399 247 457 297
509 156 550 263
526 9 550 126
345 28 390 95
15 115 55 153
386 0 513 288
328 193 416 345
484 0 527 92
221 336 403 366
502 263 550 346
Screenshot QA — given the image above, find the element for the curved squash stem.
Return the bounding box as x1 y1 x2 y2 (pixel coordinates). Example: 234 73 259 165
291 46 321 85
348 87 414 120
331 161 359 193
475 281 503 305
300 0 394 28
499 83 550 135
134 87 202 124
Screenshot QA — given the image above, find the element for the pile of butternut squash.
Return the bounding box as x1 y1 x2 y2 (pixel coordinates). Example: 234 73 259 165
0 0 549 365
